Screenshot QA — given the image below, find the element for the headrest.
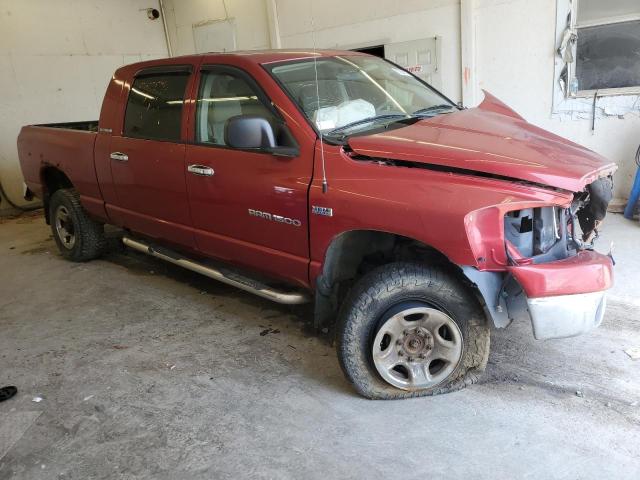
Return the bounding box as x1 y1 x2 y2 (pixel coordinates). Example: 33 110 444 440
227 78 254 97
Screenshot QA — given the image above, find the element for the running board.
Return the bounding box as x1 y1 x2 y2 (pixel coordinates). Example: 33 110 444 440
122 236 311 305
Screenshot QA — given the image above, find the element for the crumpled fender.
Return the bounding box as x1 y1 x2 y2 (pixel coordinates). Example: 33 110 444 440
478 90 525 121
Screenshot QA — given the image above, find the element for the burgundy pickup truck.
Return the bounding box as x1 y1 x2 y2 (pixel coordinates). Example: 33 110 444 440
18 50 615 399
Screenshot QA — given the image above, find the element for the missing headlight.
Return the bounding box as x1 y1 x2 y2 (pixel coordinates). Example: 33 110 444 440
505 206 572 263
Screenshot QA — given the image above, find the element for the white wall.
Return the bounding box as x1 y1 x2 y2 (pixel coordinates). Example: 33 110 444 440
471 0 640 199
162 0 271 56
160 0 461 102
275 0 462 103
2 0 636 212
0 0 168 212
164 0 460 100
272 0 638 199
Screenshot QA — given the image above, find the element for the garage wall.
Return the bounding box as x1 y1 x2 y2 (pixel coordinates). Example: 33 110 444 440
274 0 462 103
2 0 636 213
271 0 638 199
161 0 271 56
471 0 640 199
0 0 168 213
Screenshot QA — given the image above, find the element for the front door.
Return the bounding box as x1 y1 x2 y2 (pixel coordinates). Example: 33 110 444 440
109 67 195 248
185 65 312 286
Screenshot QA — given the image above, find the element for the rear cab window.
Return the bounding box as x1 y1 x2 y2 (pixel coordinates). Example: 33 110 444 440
123 67 191 142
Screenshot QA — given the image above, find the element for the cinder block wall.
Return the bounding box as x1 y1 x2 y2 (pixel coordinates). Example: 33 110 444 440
0 0 168 214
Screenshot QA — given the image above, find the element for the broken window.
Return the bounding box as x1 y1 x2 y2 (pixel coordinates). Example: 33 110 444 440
564 0 640 97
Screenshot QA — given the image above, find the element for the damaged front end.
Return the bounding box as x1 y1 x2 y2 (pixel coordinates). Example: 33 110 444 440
575 176 614 243
504 175 613 261
465 175 615 340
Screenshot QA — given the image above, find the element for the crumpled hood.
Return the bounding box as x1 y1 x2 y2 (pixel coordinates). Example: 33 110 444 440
347 93 616 192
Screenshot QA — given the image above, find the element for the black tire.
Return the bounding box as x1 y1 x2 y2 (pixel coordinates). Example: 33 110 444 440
49 188 106 262
337 262 490 399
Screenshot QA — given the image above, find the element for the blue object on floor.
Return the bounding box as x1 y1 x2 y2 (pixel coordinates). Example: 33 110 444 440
624 145 640 220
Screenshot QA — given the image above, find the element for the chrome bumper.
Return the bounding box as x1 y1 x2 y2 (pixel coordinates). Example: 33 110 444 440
527 291 607 340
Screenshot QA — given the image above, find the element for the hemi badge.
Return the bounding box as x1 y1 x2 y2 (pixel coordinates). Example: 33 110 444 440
312 206 333 217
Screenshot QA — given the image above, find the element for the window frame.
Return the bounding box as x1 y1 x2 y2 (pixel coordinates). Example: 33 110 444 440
121 65 193 143
192 64 290 152
568 1 640 98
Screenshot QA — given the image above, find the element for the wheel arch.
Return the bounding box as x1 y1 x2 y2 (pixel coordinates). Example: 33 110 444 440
314 229 488 331
40 167 73 224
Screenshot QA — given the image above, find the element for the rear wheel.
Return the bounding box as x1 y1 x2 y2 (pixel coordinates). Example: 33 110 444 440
49 188 105 262
337 262 490 399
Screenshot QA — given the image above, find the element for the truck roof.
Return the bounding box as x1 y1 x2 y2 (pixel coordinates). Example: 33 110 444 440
123 49 366 72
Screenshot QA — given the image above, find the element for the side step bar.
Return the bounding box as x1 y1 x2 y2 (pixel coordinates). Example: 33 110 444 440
122 236 311 305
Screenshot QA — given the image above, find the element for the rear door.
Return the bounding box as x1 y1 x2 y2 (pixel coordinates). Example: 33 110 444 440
184 64 312 286
108 65 195 247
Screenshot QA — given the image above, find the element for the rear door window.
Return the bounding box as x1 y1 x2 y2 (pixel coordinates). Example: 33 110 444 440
123 72 190 142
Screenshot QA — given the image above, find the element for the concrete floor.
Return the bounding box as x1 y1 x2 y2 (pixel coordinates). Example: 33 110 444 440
0 212 639 480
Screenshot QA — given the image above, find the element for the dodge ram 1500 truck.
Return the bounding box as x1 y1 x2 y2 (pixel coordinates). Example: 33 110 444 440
18 50 615 399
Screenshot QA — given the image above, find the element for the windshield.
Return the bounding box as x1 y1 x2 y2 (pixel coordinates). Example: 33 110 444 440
267 55 456 138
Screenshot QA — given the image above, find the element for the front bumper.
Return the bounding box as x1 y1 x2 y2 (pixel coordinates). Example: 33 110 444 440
510 250 613 340
465 250 613 340
527 290 607 340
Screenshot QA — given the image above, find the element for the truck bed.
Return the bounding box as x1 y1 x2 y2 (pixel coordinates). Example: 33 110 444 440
32 120 99 132
17 122 103 215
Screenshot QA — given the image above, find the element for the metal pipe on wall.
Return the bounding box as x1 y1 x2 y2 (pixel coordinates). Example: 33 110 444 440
460 0 476 107
265 0 282 49
158 0 173 57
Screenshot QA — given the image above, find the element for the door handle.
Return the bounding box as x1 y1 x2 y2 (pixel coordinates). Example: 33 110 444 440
110 152 128 162
187 164 215 177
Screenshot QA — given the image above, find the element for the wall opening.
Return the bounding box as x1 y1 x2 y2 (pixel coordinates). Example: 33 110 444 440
351 45 385 58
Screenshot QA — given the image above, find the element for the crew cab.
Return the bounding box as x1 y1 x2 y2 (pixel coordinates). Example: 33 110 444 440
17 50 615 399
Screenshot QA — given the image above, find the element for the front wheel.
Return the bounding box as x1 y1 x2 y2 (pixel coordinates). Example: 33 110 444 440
337 262 490 399
49 188 105 262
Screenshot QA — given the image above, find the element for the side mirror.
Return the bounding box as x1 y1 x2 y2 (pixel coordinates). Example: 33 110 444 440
225 115 299 157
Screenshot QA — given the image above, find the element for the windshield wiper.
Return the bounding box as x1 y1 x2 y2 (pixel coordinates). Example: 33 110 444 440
325 113 409 137
412 104 457 117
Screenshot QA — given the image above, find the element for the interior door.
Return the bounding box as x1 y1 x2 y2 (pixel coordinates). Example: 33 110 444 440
193 19 237 53
108 67 195 248
185 65 312 286
385 38 441 88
